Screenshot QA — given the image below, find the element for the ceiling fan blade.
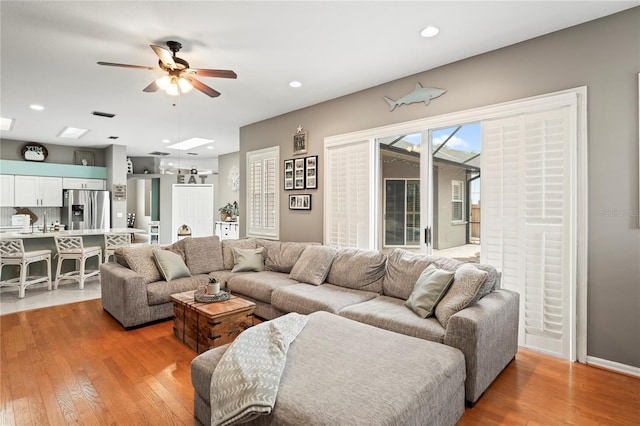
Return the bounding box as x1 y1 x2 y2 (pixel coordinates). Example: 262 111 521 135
143 81 159 93
186 77 221 97
192 68 237 79
97 61 158 71
150 45 176 69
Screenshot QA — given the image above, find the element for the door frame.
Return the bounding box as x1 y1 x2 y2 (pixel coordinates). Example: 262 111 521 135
324 86 587 362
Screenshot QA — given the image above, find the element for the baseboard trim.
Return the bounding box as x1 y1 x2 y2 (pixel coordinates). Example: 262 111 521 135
586 356 640 378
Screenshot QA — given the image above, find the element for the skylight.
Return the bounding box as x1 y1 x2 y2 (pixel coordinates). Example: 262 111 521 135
166 137 213 151
0 117 15 131
58 126 89 139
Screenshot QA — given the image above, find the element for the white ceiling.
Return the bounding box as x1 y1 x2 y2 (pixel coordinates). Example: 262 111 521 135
1 1 637 168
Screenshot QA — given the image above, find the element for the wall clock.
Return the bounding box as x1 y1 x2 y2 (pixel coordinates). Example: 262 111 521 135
21 143 48 162
228 166 239 192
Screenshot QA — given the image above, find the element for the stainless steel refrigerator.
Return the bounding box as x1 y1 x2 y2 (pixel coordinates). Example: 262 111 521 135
62 189 111 231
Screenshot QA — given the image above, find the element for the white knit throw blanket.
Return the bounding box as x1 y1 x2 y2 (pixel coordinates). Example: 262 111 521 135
210 312 309 426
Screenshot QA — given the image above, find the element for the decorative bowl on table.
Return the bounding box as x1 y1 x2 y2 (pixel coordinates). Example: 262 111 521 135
194 288 231 303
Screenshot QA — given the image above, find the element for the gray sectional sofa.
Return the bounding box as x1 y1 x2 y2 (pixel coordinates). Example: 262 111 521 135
100 235 519 404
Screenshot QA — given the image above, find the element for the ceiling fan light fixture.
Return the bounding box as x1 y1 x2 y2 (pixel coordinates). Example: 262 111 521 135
177 77 193 93
166 83 180 96
156 75 172 90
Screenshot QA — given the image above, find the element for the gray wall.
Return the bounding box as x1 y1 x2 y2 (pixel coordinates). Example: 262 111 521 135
239 9 640 368
218 152 240 219
434 164 467 250
104 144 127 228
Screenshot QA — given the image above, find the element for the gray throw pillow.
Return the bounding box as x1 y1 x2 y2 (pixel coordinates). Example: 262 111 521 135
231 247 265 272
405 264 455 318
289 245 338 285
152 248 191 281
435 264 488 328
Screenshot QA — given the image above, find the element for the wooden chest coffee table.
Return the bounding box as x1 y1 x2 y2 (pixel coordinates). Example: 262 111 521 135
171 290 256 354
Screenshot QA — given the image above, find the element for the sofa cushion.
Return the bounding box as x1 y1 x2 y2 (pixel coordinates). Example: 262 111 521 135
227 271 299 304
435 264 488 328
289 245 338 285
271 283 378 315
405 264 455 318
146 274 209 306
164 238 187 262
326 248 386 293
152 248 191 281
256 240 313 273
339 296 447 343
182 236 224 274
231 247 265 272
383 249 463 299
222 238 257 270
118 245 161 283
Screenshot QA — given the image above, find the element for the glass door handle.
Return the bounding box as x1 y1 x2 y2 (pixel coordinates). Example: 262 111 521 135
424 227 431 245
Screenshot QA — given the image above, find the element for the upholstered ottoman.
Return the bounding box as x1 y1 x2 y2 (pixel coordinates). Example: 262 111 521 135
191 311 466 426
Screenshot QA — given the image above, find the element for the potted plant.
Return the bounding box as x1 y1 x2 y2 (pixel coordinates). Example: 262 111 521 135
219 201 239 222
219 203 233 221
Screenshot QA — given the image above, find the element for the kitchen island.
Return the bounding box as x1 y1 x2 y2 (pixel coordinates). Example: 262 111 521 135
0 228 147 281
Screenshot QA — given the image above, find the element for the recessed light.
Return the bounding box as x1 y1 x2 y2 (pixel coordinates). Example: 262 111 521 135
162 139 170 143
420 26 439 38
289 81 302 88
58 126 89 139
207 146 214 150
30 104 44 111
167 137 214 151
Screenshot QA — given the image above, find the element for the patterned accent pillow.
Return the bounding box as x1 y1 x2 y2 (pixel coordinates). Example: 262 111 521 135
405 264 455 318
118 245 162 283
222 239 257 270
289 245 338 285
435 264 488 328
231 247 265 273
152 249 191 281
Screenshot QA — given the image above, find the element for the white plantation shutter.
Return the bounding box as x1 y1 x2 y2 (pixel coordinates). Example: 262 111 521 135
481 105 574 359
324 139 377 249
246 147 279 239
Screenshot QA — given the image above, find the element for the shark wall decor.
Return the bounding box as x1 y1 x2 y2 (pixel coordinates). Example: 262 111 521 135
384 83 446 111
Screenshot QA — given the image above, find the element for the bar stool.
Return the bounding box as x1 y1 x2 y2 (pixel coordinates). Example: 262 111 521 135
54 236 102 290
0 239 52 298
104 233 131 262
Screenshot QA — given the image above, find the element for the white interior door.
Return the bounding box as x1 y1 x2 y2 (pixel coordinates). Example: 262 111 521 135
171 184 214 242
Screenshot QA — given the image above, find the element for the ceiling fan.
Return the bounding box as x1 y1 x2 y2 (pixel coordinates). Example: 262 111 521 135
97 41 237 97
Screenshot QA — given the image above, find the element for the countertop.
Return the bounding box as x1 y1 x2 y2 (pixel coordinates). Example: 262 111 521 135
0 228 147 240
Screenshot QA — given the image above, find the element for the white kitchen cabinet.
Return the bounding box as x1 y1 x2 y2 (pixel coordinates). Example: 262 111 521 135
14 175 63 207
0 175 15 206
62 177 105 190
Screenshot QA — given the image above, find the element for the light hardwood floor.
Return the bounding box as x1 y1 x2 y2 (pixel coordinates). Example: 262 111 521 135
1 299 638 425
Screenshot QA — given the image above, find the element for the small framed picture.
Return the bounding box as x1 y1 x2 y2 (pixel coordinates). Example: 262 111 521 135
305 155 318 189
293 132 307 155
284 159 294 190
294 158 305 189
289 194 311 210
